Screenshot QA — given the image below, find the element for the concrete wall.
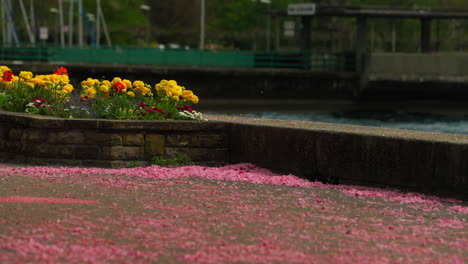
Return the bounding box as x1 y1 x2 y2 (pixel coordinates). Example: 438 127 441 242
368 52 468 82
208 115 468 200
1 110 467 200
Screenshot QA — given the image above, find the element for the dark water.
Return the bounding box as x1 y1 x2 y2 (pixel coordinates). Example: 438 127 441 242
220 111 468 135
204 108 468 135
202 99 468 135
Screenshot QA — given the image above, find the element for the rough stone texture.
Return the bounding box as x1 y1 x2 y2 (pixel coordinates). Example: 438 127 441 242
166 134 227 148
144 134 165 158
48 131 87 144
22 128 49 143
102 146 144 160
29 119 64 129
64 119 100 130
98 120 224 132
122 134 145 146
8 128 23 140
73 146 101 160
166 147 228 163
86 132 122 146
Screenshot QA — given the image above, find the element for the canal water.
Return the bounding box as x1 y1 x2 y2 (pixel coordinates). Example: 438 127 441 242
200 99 468 135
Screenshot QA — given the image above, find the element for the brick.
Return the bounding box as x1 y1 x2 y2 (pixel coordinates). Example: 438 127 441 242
122 134 145 146
9 128 23 140
23 128 48 143
166 147 228 163
102 146 143 160
64 119 99 130
48 131 86 144
29 118 65 129
86 132 122 146
5 141 21 152
166 134 227 148
74 146 101 159
99 120 226 132
144 134 165 158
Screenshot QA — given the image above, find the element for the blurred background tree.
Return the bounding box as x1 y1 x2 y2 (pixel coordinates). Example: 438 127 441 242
3 0 468 52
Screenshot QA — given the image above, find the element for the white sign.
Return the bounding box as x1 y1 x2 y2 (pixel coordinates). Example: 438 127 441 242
287 3 316 16
39 27 49 40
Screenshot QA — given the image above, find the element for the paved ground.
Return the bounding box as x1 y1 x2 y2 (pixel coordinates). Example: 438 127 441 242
0 163 466 263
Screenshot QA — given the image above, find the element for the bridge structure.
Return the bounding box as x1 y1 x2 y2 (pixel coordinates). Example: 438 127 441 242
2 5 468 99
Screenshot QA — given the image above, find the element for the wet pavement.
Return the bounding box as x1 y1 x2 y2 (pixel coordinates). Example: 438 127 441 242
0 163 466 263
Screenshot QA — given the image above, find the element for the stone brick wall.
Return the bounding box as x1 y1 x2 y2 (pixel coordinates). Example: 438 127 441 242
1 110 467 200
0 110 228 167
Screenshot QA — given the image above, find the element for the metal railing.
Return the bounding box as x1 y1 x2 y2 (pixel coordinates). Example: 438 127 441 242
0 45 355 72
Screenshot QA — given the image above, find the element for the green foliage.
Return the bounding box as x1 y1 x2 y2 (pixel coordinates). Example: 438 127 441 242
126 161 143 168
151 154 193 167
6 0 468 51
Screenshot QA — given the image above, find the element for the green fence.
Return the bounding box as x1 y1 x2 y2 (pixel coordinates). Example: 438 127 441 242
0 45 354 71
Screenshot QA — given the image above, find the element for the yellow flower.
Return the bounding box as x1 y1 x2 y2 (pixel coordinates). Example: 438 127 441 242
181 90 194 99
168 80 178 87
83 87 96 98
19 71 33 80
172 86 183 96
101 80 111 86
62 84 74 93
81 78 97 87
171 95 179 101
187 95 199 104
133 80 145 88
52 74 70 84
0 65 11 75
122 79 132 89
127 91 135 97
100 85 110 93
111 77 122 85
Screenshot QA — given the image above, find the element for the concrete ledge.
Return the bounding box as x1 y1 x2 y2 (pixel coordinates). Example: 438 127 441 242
207 115 468 200
0 110 467 200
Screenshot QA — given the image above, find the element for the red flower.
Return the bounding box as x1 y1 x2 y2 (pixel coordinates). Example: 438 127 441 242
145 108 155 113
53 66 68 75
177 104 194 112
2 70 13 82
113 82 126 93
153 107 167 115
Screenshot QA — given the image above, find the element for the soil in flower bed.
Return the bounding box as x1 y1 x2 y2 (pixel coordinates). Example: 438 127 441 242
0 164 466 263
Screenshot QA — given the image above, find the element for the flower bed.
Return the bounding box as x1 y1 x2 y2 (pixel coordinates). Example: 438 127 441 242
0 65 204 121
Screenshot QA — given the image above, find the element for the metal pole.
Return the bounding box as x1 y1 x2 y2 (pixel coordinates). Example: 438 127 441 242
99 5 111 46
19 0 35 44
1 0 5 44
5 0 20 44
30 0 36 41
59 0 65 48
391 21 396 52
69 0 74 46
78 0 83 47
266 4 271 51
200 0 205 50
96 0 101 47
